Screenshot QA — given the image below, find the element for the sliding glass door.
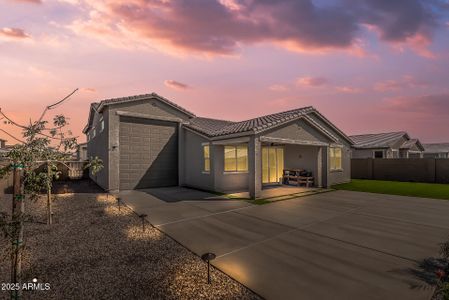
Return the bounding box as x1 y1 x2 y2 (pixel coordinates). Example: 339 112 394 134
262 146 284 184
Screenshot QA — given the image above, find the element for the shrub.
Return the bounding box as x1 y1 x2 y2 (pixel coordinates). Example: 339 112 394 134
441 283 449 300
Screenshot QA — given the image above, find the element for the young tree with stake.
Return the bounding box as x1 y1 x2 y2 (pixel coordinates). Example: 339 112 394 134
0 89 100 299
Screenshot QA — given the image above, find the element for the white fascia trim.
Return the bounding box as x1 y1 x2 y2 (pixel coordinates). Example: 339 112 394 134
260 136 329 147
212 137 250 145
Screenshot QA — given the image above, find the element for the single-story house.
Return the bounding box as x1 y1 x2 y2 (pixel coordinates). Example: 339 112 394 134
83 93 353 198
350 132 424 159
423 143 449 158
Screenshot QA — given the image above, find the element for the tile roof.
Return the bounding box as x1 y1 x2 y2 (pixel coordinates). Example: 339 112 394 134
84 92 352 143
350 132 408 148
423 143 449 153
186 106 315 137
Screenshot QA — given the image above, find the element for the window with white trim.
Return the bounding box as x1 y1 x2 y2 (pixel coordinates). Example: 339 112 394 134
224 145 248 172
329 147 342 170
203 144 210 172
99 118 104 133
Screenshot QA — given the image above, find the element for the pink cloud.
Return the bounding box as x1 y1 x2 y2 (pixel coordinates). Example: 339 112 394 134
269 84 289 92
335 86 363 94
296 76 329 87
164 80 191 90
374 75 429 92
383 94 449 115
11 0 42 3
65 0 443 56
0 27 30 39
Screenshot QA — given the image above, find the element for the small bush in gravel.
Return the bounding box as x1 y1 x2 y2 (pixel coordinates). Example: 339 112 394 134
434 239 449 300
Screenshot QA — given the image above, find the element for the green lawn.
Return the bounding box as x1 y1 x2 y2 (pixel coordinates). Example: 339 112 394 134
333 179 449 201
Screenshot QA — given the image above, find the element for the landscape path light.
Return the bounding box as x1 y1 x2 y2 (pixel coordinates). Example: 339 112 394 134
139 214 148 232
117 197 121 211
201 252 216 284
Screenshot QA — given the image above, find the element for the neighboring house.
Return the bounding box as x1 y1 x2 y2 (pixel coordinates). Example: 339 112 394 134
76 142 88 161
83 93 353 198
350 132 424 159
0 139 9 157
423 143 449 158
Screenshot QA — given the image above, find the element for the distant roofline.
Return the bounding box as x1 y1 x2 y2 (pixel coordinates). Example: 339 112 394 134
349 131 407 138
422 142 449 146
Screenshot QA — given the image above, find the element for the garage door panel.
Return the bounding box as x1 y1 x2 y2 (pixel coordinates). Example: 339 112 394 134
119 117 178 190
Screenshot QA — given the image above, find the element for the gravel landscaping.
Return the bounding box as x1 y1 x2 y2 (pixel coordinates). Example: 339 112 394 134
0 193 261 300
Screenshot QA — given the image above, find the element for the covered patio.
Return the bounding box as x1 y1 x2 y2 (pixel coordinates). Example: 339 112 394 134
247 135 331 199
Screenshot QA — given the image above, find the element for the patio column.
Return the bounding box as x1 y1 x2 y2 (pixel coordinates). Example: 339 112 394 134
317 147 323 188
248 136 262 199
178 123 185 186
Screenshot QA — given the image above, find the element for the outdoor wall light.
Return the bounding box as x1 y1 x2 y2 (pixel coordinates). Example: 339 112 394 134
139 214 148 232
201 252 216 284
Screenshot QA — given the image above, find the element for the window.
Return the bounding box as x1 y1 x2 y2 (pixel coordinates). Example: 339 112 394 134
224 145 248 172
330 147 342 170
99 118 104 133
374 151 384 158
203 144 210 172
92 129 96 139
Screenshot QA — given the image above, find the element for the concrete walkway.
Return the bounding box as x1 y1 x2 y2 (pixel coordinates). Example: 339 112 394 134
119 188 449 300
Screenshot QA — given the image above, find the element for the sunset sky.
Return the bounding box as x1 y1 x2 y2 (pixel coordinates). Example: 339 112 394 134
1 0 449 143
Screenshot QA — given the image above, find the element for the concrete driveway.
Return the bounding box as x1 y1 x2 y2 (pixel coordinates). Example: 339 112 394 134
119 188 449 300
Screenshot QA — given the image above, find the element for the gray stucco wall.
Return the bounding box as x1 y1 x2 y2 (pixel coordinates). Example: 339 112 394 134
264 114 351 186
302 113 351 185
182 129 214 191
284 145 319 179
213 144 249 193
265 119 329 143
182 131 250 193
87 109 109 190
327 146 351 185
109 99 192 121
87 97 193 191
